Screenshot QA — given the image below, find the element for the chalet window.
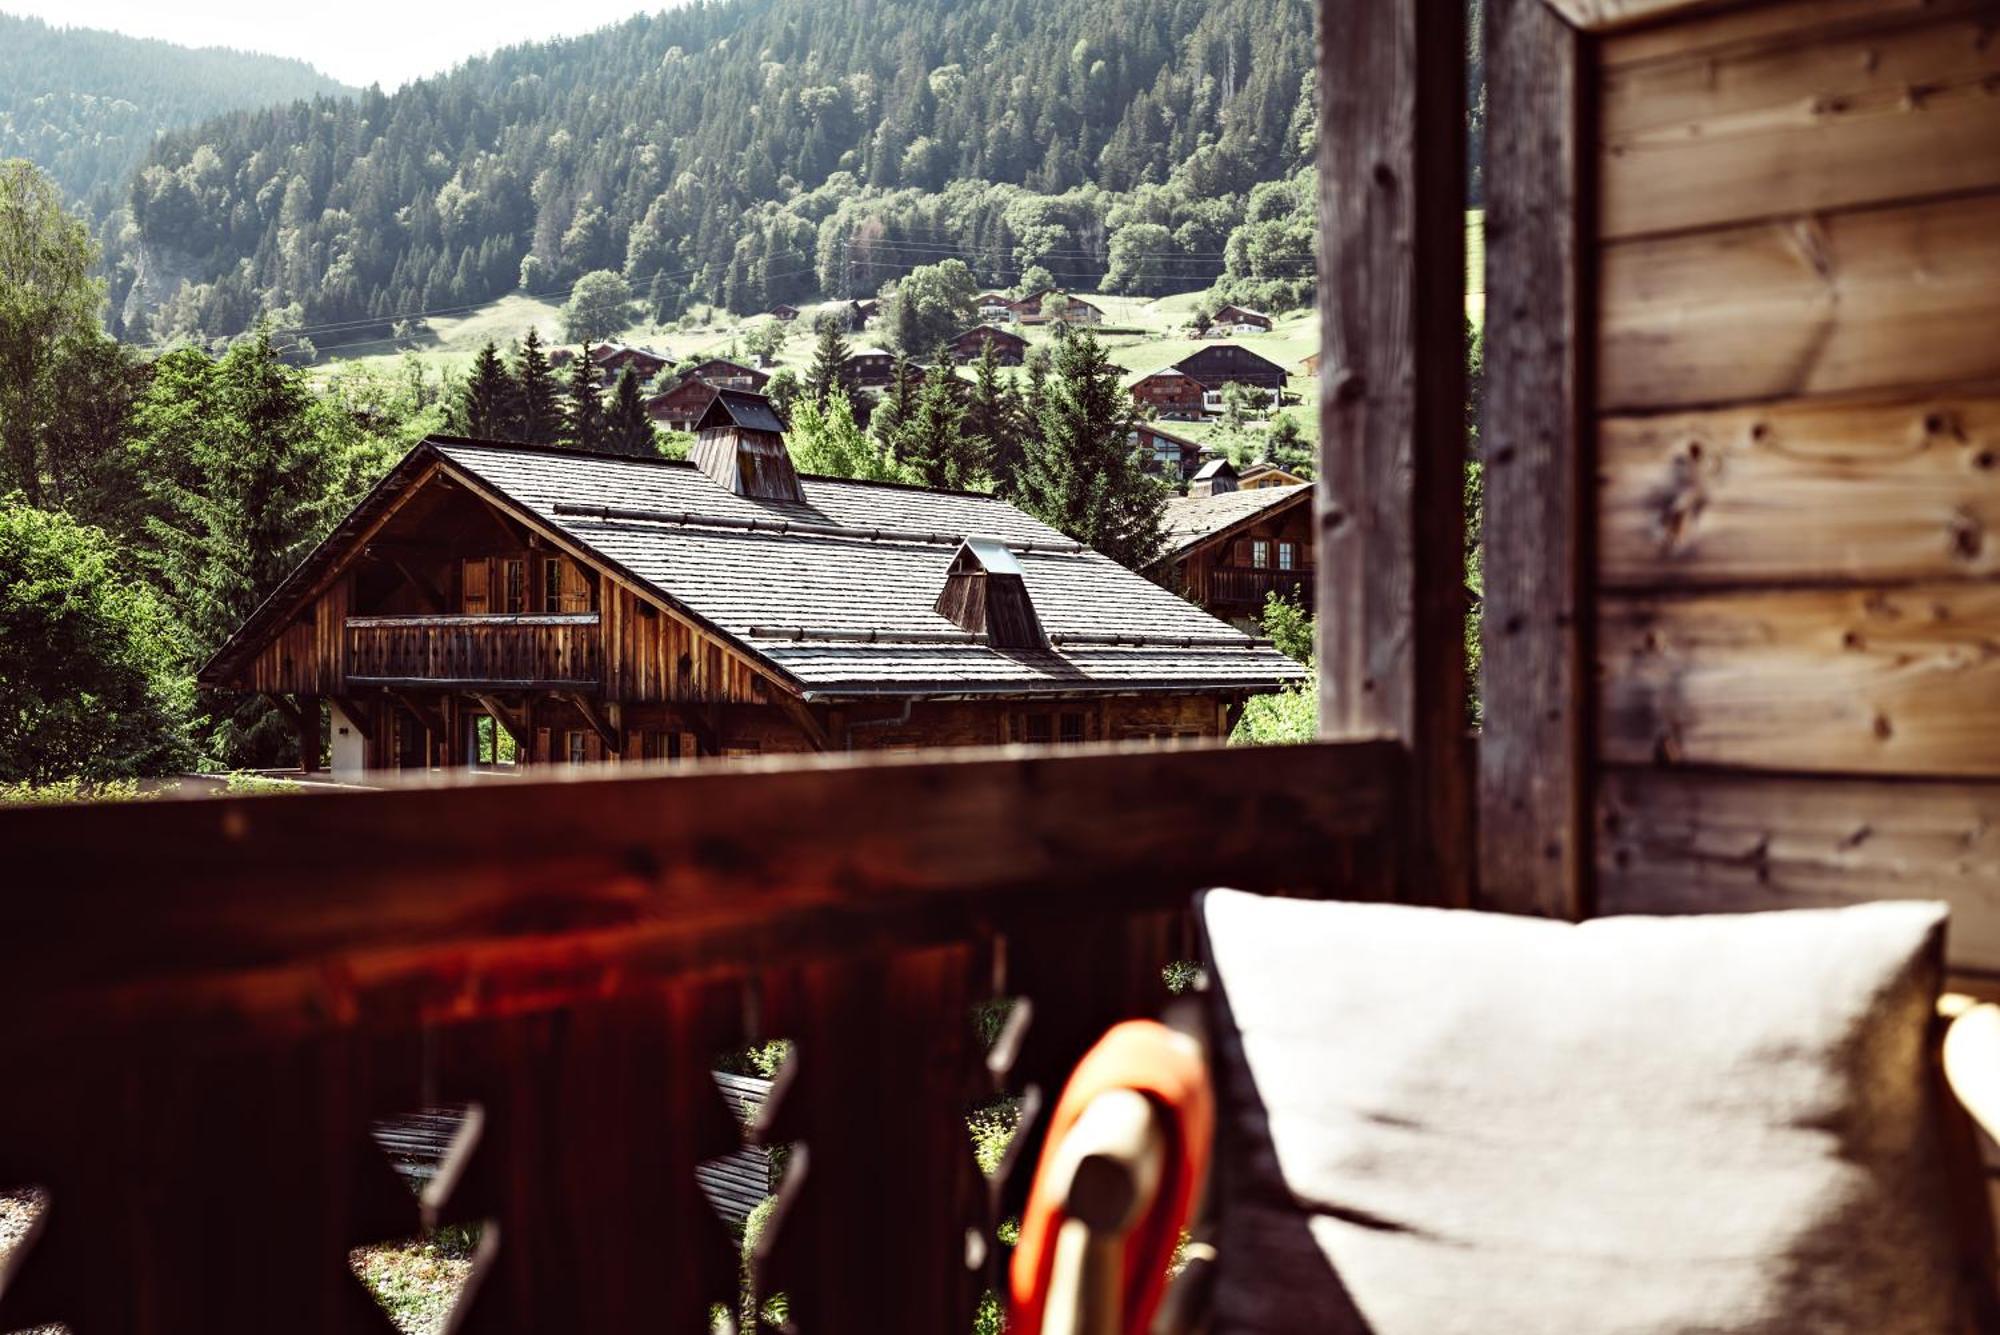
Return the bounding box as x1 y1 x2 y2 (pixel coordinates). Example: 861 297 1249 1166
542 558 563 614
1278 541 1297 571
565 731 588 767
1016 711 1085 746
1022 714 1053 745
502 559 526 614
1059 712 1086 745
1251 540 1271 569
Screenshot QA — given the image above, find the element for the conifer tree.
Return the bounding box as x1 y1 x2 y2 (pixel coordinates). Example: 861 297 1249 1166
141 329 357 765
1013 331 1164 570
457 340 515 438
605 367 657 457
512 328 562 445
563 353 606 450
870 353 922 457
964 338 1022 495
897 358 981 490
804 317 853 404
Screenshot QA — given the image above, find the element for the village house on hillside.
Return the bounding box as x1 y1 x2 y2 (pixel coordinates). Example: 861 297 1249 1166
1210 303 1274 334
845 346 901 388
1132 421 1206 481
1152 465 1314 629
589 342 671 386
1013 291 1104 326
645 358 770 431
975 291 1016 322
1238 461 1309 490
948 325 1028 365
200 391 1299 776
1130 366 1207 420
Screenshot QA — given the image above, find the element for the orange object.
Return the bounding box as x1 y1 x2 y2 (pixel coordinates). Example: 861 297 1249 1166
1008 1019 1215 1335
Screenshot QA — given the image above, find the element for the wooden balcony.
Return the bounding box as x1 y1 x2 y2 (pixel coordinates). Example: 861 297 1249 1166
345 614 602 689
1209 566 1312 609
0 741 1398 1332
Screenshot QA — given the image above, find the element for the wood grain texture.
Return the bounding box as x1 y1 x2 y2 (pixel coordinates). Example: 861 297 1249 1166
1600 582 2000 775
1601 191 2000 411
1315 0 1472 906
1600 0 1951 67
1597 766 2000 970
1543 0 1758 31
1479 0 1593 919
1601 9 2000 238
1600 389 2000 585
0 740 1400 1050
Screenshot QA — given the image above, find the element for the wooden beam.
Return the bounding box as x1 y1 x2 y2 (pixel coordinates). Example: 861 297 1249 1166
564 692 621 756
295 694 322 774
331 696 375 737
1539 0 1742 31
387 689 446 741
470 694 530 751
1314 0 1472 907
387 555 447 614
0 741 1403 1049
769 691 832 753
1478 0 1592 920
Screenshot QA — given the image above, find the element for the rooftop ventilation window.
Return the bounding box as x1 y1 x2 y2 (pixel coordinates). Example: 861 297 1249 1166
1189 459 1240 497
935 537 1046 650
690 389 805 503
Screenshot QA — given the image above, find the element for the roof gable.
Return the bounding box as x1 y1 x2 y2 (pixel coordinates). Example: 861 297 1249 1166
1158 483 1313 561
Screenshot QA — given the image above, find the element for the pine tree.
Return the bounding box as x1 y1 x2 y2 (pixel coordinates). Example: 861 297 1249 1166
563 353 607 450
804 317 853 404
870 353 922 457
964 338 1022 495
457 340 515 438
1014 331 1165 570
605 367 657 457
897 358 982 490
512 328 562 445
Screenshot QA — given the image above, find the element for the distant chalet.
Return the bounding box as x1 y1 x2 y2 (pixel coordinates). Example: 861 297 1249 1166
948 325 1028 365
1154 471 1315 628
588 342 671 386
646 359 770 431
1129 343 1293 421
200 392 1300 776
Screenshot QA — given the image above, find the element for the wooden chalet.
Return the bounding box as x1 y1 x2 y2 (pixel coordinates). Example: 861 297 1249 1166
1013 290 1103 326
1132 421 1205 481
1173 343 1288 391
15 3 2000 1330
1130 367 1207 420
1299 350 1322 377
645 359 770 431
1238 461 1308 490
588 342 671 386
975 291 1016 322
844 346 900 388
768 304 800 322
1211 303 1274 333
195 388 1298 778
1154 478 1314 628
948 325 1028 365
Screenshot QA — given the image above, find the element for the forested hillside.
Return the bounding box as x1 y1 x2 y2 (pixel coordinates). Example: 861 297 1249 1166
116 0 1324 347
0 15 350 228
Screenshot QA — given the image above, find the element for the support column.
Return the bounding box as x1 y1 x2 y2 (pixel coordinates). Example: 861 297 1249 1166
1314 0 1472 906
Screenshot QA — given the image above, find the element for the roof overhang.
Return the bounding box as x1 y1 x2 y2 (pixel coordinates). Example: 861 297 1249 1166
1155 485 1315 567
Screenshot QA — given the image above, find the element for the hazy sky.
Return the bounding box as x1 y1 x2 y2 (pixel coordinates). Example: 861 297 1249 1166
6 1 670 90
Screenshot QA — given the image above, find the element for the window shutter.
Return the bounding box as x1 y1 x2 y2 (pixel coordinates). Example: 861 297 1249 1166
1232 539 1253 566
461 559 489 613
561 562 590 614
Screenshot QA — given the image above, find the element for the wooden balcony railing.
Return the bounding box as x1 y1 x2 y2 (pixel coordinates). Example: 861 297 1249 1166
345 613 602 689
1210 566 1312 607
0 740 1399 1332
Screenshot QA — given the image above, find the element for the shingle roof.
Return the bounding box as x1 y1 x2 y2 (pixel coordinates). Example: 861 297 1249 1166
1159 483 1311 559
431 440 1304 698
697 387 785 434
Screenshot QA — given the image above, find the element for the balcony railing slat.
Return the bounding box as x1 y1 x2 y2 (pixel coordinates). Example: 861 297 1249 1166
343 614 602 688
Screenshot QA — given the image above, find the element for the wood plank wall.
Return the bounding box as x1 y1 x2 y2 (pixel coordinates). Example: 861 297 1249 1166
1590 0 2000 976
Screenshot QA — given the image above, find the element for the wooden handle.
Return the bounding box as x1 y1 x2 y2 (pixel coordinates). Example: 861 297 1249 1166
1041 1089 1168 1335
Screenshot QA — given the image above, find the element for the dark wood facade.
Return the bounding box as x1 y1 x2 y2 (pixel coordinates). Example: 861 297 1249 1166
1158 486 1315 627
1131 369 1207 420
1134 423 1204 480
1174 344 1288 390
948 325 1028 365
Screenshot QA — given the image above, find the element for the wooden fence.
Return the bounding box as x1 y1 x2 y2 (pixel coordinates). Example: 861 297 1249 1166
0 740 1400 1331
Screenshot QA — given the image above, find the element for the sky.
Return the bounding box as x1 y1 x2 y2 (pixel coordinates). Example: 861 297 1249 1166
5 1 671 90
